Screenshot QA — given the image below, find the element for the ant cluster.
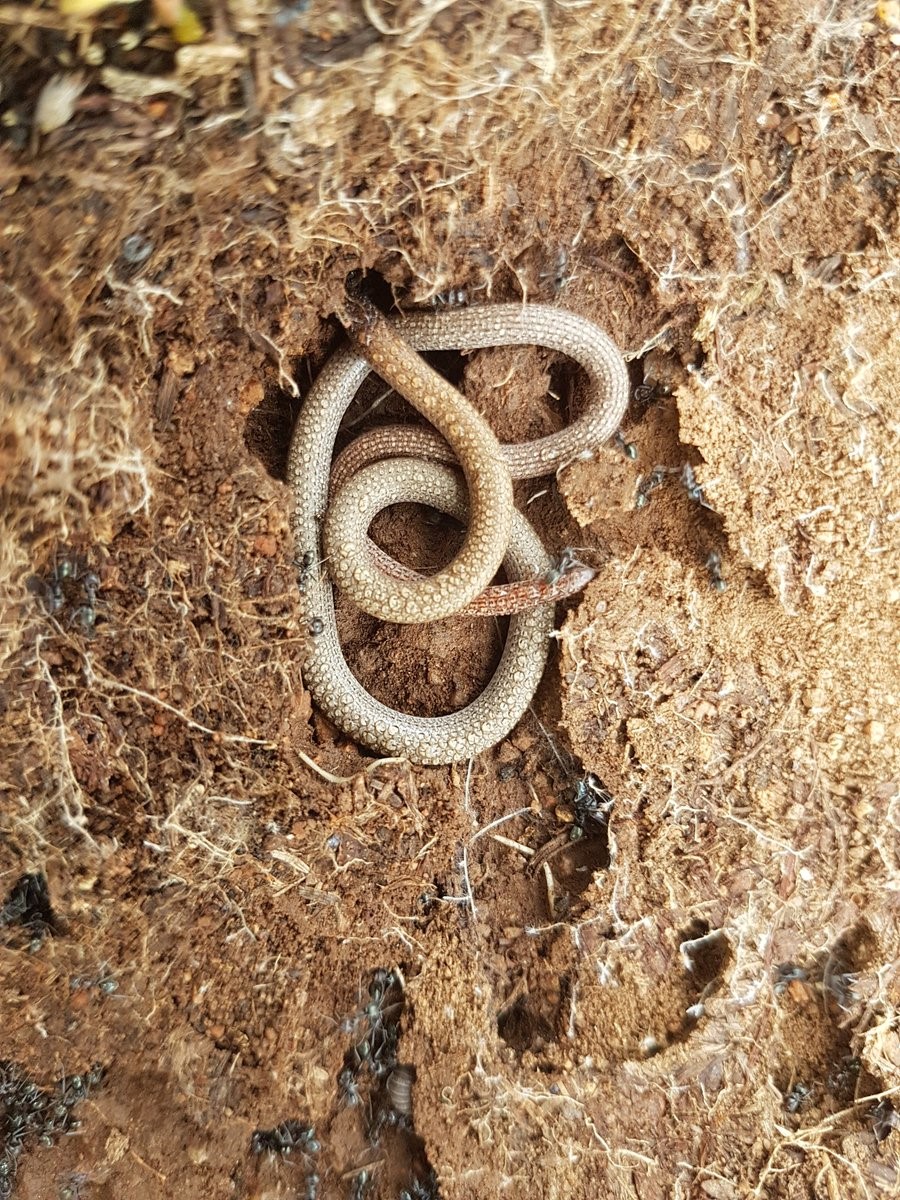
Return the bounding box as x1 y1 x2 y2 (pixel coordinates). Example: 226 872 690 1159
250 1119 320 1199
528 772 614 890
27 551 101 635
250 1120 320 1156
634 462 715 511
0 1061 104 1200
630 463 729 591
569 774 614 841
69 971 118 997
780 1073 900 1140
339 969 440 1199
773 957 858 1011
247 969 439 1199
348 1162 439 1200
773 963 900 1139
339 970 410 1139
0 874 56 953
399 1169 440 1200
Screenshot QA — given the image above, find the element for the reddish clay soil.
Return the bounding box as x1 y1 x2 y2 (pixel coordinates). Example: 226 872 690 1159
1 2 899 1199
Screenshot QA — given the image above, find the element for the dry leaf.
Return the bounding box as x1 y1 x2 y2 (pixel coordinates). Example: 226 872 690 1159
100 65 192 101
171 5 204 44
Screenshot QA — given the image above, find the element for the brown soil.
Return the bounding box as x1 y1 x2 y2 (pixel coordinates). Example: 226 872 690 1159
2 2 899 1199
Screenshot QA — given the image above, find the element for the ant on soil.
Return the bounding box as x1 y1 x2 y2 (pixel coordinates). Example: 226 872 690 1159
338 1065 362 1108
400 1167 441 1200
705 550 728 591
783 1082 813 1113
871 1100 900 1142
0 872 57 951
821 954 857 1011
530 773 614 872
773 962 808 995
0 1060 104 1200
681 463 714 509
571 774 614 835
633 462 718 512
634 465 669 508
335 969 422 1160
27 549 101 634
250 1120 320 1156
348 1167 374 1199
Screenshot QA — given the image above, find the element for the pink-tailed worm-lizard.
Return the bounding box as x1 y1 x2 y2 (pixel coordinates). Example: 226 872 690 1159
287 301 629 764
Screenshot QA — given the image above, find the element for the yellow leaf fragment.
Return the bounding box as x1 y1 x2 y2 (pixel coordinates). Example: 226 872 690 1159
172 5 204 44
151 0 205 42
58 0 140 15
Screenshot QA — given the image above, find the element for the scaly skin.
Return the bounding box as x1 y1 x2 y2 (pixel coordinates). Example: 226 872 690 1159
287 303 629 764
329 429 597 617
